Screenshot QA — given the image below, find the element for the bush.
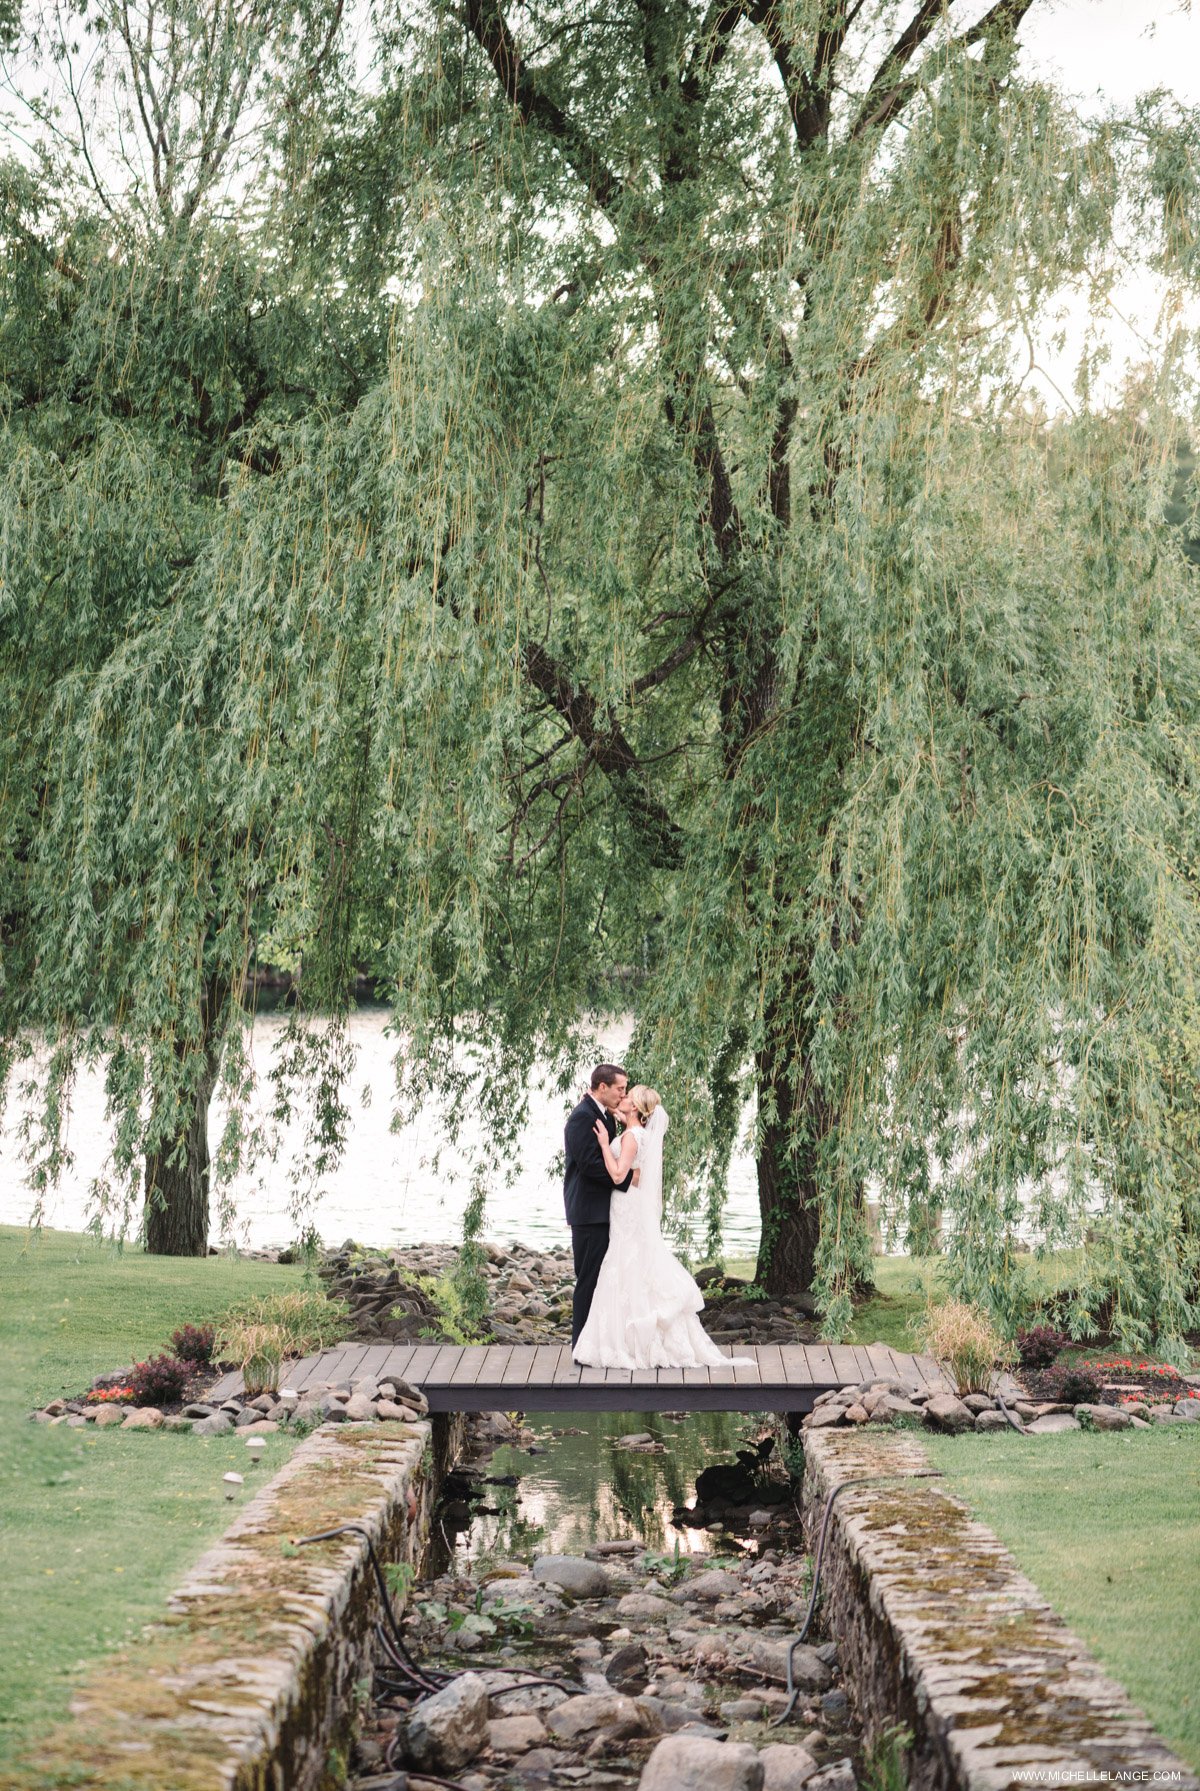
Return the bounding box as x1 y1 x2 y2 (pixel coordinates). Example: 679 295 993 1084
918 1299 1015 1395
216 1288 350 1359
217 1322 286 1395
1015 1324 1070 1371
128 1354 190 1406
168 1323 216 1366
1045 1363 1102 1405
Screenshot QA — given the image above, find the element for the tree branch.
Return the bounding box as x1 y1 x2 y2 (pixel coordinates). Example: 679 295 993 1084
520 642 682 865
463 0 625 212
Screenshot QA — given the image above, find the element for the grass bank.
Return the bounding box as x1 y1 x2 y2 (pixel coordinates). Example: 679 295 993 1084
0 1224 304 1776
923 1426 1200 1772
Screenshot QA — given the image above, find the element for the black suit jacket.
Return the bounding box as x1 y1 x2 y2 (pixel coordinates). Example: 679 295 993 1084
563 1096 632 1227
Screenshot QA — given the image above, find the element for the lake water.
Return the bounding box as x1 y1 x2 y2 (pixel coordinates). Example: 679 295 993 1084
0 1008 763 1259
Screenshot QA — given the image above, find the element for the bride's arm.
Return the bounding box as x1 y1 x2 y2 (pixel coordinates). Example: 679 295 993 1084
593 1120 638 1184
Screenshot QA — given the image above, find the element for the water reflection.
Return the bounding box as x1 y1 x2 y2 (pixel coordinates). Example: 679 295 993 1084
455 1409 758 1561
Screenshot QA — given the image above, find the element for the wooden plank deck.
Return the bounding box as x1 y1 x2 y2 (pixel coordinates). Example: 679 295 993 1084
208 1342 953 1412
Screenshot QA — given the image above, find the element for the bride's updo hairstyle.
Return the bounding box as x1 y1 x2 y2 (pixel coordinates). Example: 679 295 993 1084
628 1086 661 1122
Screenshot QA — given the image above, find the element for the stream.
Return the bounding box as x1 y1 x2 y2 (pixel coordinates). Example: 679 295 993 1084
348 1410 863 1791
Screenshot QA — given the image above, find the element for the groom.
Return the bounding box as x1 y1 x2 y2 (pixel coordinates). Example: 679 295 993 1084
564 1063 633 1346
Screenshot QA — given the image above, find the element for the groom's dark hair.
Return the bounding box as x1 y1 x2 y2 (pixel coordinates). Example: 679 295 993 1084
590 1063 627 1090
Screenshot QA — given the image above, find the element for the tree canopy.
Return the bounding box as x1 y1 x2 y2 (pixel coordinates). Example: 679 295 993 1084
2 0 1200 1351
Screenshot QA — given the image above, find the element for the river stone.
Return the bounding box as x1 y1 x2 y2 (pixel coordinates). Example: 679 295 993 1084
481 1675 570 1716
807 1760 856 1791
759 1743 821 1789
747 1637 832 1691
688 1568 742 1601
1027 1413 1081 1433
805 1406 845 1429
376 1400 421 1422
532 1555 610 1598
546 1692 660 1741
922 1393 975 1433
344 1393 377 1421
605 1642 649 1694
92 1406 126 1429
616 1593 676 1624
638 1736 764 1790
962 1393 995 1414
406 1674 489 1772
488 1714 547 1753
182 1403 216 1419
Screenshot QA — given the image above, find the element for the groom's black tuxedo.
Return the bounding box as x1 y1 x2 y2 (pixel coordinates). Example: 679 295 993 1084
564 1095 632 1345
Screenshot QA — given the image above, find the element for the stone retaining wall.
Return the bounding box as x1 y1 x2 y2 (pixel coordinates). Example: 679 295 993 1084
801 1427 1198 1791
22 1415 466 1791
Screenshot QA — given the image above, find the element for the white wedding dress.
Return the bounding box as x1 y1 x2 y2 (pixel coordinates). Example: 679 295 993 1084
572 1108 750 1370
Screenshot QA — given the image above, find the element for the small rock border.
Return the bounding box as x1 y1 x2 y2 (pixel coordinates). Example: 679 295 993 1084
30 1372 430 1434
801 1378 1200 1436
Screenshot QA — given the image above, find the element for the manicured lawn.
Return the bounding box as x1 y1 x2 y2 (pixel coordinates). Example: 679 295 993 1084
923 1426 1200 1772
0 1224 305 1775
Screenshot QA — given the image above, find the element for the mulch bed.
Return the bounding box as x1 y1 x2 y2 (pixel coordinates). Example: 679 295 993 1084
1017 1356 1200 1408
83 1362 242 1414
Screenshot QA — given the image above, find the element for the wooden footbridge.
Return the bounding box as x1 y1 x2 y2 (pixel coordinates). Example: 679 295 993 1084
208 1339 950 1412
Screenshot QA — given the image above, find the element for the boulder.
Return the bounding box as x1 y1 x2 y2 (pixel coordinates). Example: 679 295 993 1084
1075 1404 1131 1431
487 1714 547 1753
638 1736 764 1790
92 1406 126 1429
759 1743 821 1789
193 1412 235 1436
605 1642 649 1695
546 1693 660 1742
405 1675 489 1773
962 1393 995 1414
376 1400 422 1422
532 1555 611 1599
804 1406 845 1429
746 1637 832 1691
974 1411 1012 1433
1026 1413 1081 1434
121 1408 164 1430
922 1393 975 1434
688 1568 742 1601
807 1760 857 1791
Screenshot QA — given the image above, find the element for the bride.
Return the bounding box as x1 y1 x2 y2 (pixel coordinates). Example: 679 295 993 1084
572 1085 750 1371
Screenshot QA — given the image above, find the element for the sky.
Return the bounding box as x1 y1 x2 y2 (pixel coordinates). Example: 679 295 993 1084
1008 0 1200 408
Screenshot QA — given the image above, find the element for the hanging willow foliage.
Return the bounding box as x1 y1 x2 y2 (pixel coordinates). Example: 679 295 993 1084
2 0 1200 1351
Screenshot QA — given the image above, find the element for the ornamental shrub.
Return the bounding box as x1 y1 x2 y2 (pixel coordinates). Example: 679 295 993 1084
918 1299 1016 1395
1045 1363 1102 1405
169 1323 216 1366
1015 1324 1070 1371
128 1354 190 1406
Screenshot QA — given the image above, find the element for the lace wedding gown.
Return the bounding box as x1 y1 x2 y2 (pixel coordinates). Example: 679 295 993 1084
572 1108 750 1370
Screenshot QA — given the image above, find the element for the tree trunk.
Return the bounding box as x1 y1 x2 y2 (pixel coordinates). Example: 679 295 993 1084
754 1034 823 1299
143 975 228 1257
754 1015 875 1302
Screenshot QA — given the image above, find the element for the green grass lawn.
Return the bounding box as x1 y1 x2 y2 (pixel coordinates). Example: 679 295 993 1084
923 1426 1200 1772
0 1224 305 1775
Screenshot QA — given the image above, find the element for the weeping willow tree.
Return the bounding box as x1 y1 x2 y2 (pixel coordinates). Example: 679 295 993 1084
0 0 377 1250
235 0 1196 1345
3 0 1200 1349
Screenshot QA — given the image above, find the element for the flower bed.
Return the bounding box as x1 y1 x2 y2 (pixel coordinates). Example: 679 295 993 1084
1018 1356 1200 1408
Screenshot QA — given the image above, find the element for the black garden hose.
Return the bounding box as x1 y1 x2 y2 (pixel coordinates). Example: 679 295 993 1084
770 1469 945 1728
